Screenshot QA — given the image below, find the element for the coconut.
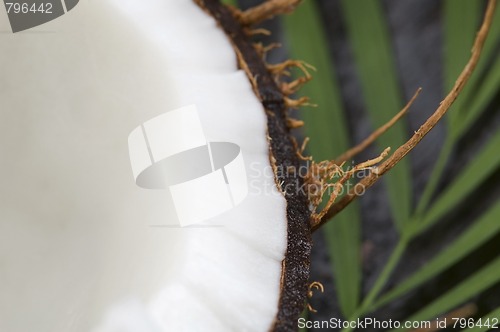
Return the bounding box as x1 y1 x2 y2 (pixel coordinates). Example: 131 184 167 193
0 1 302 331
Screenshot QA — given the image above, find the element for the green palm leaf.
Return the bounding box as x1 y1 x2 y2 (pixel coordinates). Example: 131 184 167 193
403 256 500 328
339 0 411 231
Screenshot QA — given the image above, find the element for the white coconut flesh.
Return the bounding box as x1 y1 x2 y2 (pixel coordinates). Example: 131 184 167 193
0 1 288 331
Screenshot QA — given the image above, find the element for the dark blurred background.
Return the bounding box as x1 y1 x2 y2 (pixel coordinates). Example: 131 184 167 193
236 0 500 330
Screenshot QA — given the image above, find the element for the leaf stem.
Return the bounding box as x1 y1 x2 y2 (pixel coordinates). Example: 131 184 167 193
335 89 420 165
312 0 497 232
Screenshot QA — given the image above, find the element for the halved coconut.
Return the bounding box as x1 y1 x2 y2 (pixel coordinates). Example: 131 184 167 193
0 1 308 331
